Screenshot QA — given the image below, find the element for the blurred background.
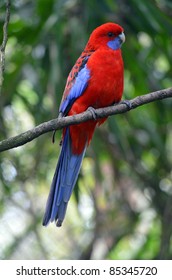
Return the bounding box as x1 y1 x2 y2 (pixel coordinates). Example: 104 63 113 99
0 0 172 260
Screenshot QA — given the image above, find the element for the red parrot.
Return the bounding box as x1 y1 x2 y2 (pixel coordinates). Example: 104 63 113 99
43 22 125 227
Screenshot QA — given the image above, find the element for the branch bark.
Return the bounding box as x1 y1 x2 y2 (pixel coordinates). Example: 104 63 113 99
0 87 172 153
0 0 11 92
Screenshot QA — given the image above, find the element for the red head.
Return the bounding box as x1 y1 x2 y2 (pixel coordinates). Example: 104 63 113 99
86 22 125 51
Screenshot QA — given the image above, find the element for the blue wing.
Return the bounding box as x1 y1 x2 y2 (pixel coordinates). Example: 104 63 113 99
59 55 91 116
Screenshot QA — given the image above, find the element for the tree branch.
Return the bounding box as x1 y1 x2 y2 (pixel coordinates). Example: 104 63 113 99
0 0 11 92
0 87 172 153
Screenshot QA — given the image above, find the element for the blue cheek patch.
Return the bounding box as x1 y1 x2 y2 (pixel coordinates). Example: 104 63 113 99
107 37 121 50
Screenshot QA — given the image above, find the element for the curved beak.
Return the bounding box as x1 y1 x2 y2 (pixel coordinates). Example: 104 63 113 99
119 32 125 44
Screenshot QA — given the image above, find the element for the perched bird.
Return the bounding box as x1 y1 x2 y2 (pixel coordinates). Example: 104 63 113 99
43 22 125 227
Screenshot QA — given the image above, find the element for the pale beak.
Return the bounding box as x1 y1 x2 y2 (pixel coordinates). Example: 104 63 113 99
119 32 125 44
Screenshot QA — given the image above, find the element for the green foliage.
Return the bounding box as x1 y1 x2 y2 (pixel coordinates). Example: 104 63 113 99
0 0 172 259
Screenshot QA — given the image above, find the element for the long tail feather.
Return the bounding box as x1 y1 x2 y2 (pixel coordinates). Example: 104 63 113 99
43 128 86 227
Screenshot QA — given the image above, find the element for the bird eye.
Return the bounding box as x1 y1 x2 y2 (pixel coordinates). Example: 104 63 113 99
107 32 114 37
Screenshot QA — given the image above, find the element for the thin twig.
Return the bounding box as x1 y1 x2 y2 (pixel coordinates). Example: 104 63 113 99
0 0 11 91
0 87 172 153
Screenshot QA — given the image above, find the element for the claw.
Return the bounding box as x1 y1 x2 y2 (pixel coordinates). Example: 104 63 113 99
52 130 56 143
52 112 64 144
120 100 133 110
87 106 97 120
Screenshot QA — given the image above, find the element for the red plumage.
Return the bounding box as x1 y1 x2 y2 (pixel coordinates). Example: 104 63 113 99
67 23 124 154
43 22 125 227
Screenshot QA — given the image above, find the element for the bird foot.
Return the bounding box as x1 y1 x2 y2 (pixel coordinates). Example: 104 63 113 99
52 112 64 143
119 100 133 110
87 106 97 120
52 130 56 143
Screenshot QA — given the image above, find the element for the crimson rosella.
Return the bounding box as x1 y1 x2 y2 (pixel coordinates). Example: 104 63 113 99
43 22 125 227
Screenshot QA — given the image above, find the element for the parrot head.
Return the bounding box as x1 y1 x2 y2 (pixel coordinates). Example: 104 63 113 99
86 22 125 51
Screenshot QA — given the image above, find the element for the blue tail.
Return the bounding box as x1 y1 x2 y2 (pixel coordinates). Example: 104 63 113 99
43 128 86 227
